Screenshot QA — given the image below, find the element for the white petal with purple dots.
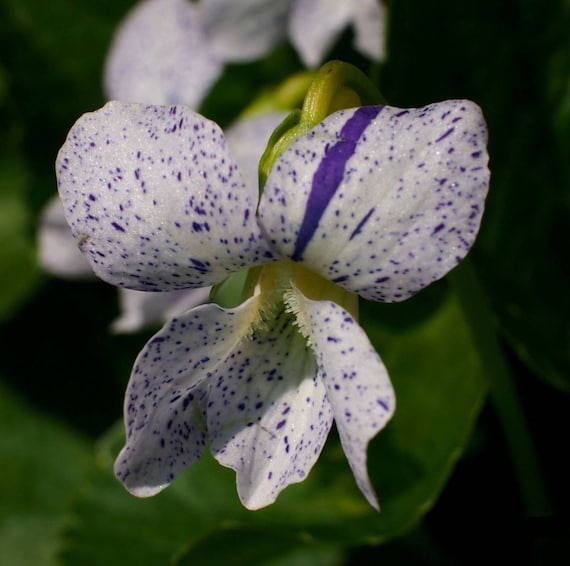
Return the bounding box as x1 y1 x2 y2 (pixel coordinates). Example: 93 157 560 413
114 295 263 496
209 308 334 510
56 101 273 291
259 100 490 302
287 287 394 509
104 0 223 106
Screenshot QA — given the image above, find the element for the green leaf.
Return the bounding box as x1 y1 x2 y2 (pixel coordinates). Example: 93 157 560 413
1 0 130 93
384 0 570 391
175 526 344 566
0 0 133 216
60 287 485 563
0 156 42 320
356 286 488 542
0 379 91 566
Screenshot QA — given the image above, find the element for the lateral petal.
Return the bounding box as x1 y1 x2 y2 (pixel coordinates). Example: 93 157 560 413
259 101 490 302
57 101 273 291
114 296 261 496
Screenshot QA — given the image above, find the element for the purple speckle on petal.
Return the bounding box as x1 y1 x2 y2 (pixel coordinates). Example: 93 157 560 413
435 127 455 143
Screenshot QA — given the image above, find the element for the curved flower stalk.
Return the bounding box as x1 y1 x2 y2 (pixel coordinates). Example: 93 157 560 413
56 62 490 509
104 0 386 106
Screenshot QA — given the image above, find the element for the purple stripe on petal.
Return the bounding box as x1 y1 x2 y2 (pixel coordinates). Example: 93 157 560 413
291 106 383 261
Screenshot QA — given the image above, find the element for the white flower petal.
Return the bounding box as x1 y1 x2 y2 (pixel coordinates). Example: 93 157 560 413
290 288 395 509
209 308 333 510
259 101 490 302
115 297 261 496
225 111 289 192
57 101 273 291
37 196 95 279
104 0 222 106
351 0 387 62
198 0 291 62
289 0 353 68
111 286 211 333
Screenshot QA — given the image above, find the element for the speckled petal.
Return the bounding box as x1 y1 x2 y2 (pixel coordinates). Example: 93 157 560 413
259 101 490 302
38 195 94 279
209 308 333 510
289 288 395 509
111 286 211 333
198 0 291 62
104 0 222 106
289 0 353 68
56 101 273 291
114 296 261 496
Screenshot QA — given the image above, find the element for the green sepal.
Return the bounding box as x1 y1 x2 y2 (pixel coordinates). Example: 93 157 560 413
209 269 251 309
258 109 313 191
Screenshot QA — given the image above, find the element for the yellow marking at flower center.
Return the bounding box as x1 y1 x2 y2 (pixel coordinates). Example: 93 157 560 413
213 260 359 344
249 260 359 343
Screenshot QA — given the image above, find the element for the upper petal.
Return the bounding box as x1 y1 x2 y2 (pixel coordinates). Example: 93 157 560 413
37 195 94 279
114 296 261 496
287 287 395 509
259 101 490 302
104 0 222 106
198 0 291 62
289 0 353 68
209 308 334 510
56 101 273 291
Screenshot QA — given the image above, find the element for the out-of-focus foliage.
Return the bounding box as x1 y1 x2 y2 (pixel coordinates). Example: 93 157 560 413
0 154 40 320
382 0 570 393
0 381 91 566
0 0 568 564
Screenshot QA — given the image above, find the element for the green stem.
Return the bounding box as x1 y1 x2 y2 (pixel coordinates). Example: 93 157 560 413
450 258 551 517
301 60 386 124
258 61 385 191
242 71 315 117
